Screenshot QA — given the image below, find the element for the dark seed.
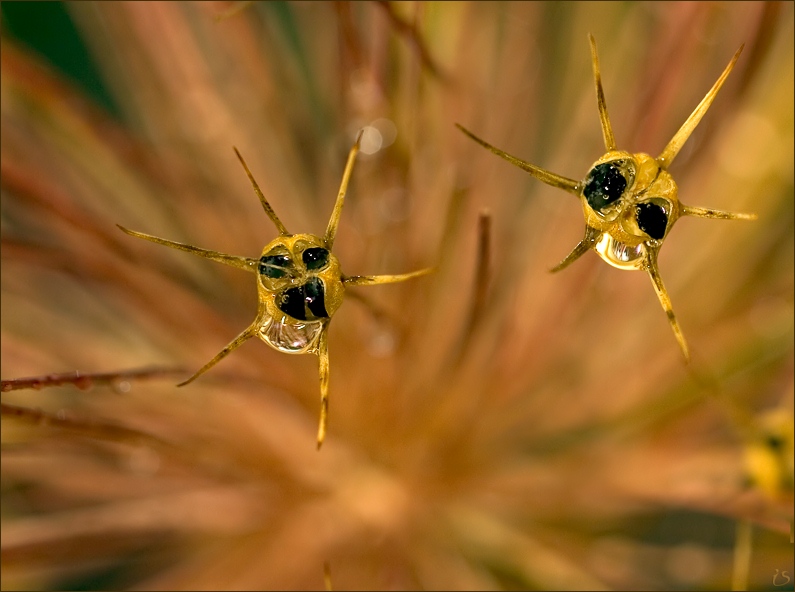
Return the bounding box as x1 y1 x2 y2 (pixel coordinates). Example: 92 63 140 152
636 202 668 240
278 286 307 320
260 254 292 278
584 162 627 211
304 278 329 319
303 247 329 271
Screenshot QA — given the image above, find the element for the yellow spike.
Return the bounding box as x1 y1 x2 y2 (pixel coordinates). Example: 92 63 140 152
588 33 616 151
455 124 582 196
177 324 258 387
550 240 590 273
233 147 290 236
316 328 330 449
657 45 744 170
325 130 364 249
343 267 434 287
550 226 600 273
117 225 257 273
682 205 757 220
645 250 690 362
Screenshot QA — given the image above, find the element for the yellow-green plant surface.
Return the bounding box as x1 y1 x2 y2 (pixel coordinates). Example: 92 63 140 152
1 2 792 590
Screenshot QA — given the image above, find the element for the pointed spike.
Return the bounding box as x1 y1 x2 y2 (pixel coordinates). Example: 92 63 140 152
550 239 591 273
550 226 599 272
343 267 434 287
455 123 582 196
233 147 290 236
177 324 258 387
316 328 330 449
682 204 757 221
117 224 257 273
588 34 617 151
324 130 364 249
657 45 744 170
645 250 691 362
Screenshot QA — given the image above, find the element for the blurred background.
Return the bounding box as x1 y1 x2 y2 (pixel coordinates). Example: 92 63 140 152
1 2 792 590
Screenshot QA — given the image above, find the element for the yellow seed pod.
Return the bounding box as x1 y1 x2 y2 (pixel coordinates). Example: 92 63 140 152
743 407 794 503
119 131 431 448
457 35 756 362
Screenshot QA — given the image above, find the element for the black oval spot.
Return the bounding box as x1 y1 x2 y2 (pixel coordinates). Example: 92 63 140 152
765 434 784 451
303 247 329 271
259 254 291 278
636 202 668 239
304 278 329 319
583 162 627 211
278 286 307 320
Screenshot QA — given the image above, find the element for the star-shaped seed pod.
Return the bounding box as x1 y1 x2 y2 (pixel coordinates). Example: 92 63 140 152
119 131 431 448
457 34 756 362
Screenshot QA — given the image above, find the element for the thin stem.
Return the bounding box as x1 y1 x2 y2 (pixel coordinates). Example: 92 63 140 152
343 267 433 287
455 124 582 196
316 327 330 449
731 519 753 591
550 227 600 273
118 225 257 273
588 34 616 151
324 130 363 249
644 249 690 362
682 204 757 220
233 147 290 236
178 323 259 387
1 366 185 393
657 45 744 169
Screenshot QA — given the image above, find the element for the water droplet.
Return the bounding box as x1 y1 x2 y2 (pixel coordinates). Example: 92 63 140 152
259 315 324 353
360 126 384 155
594 233 646 269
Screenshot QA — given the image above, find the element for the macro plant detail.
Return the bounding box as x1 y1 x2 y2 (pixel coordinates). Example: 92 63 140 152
118 131 431 448
457 34 757 362
1 3 791 590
